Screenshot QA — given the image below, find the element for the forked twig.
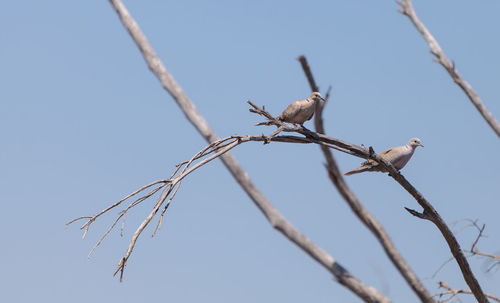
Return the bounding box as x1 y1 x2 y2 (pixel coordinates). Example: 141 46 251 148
433 281 500 303
68 128 372 281
433 219 500 278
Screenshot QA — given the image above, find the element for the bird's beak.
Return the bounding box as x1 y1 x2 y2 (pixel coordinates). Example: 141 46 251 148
419 143 424 147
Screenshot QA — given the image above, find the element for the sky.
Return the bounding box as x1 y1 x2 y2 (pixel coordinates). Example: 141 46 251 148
1 1 500 302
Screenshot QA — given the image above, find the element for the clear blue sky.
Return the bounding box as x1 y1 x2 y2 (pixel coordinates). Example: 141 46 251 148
1 1 499 302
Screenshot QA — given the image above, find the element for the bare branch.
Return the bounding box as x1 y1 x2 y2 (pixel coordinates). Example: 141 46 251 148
248 100 368 157
100 1 491 301
88 184 165 258
66 180 169 242
369 149 489 303
71 131 389 302
298 55 434 303
433 281 500 303
464 221 500 273
431 255 458 280
297 55 319 92
112 137 248 279
432 220 500 278
398 0 500 138
470 221 486 252
69 2 392 301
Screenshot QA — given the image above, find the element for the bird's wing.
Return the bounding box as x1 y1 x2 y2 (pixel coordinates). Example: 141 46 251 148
380 145 413 169
379 146 403 162
278 100 303 120
305 104 316 121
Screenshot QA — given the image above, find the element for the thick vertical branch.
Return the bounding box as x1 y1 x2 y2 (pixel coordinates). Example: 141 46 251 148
298 55 434 303
398 0 500 139
107 1 389 302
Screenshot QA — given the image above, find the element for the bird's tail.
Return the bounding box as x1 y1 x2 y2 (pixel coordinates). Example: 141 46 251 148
344 166 372 176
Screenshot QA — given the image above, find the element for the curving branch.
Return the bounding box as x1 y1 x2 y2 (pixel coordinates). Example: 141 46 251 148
69 129 390 301
89 1 392 302
298 55 434 303
398 0 500 139
368 149 489 303
243 99 493 303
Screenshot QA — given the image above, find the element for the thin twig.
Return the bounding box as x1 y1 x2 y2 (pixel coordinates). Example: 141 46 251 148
398 0 500 139
466 221 500 273
67 180 168 232
112 138 242 280
433 281 500 303
433 220 500 278
70 129 380 283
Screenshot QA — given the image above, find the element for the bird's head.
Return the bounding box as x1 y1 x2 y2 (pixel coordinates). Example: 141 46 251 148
310 92 325 102
408 137 424 148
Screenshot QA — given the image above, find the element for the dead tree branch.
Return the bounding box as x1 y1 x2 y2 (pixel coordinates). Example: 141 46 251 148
298 55 434 303
370 152 489 302
466 220 500 273
247 100 370 159
69 131 389 302
77 1 393 302
432 220 500 278
433 281 500 303
69 2 490 302
398 0 500 139
247 98 488 303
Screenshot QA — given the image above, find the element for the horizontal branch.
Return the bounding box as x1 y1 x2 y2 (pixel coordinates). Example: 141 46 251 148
247 100 370 159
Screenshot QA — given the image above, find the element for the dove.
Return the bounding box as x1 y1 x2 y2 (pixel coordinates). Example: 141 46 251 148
344 138 424 176
277 92 324 127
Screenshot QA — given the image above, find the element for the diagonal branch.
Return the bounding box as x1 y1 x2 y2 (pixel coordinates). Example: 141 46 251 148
298 55 434 303
370 150 489 303
103 1 390 302
104 0 490 300
398 0 500 139
234 94 488 302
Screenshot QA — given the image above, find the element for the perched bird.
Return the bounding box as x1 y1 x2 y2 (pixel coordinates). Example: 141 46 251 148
277 92 324 127
344 138 424 176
